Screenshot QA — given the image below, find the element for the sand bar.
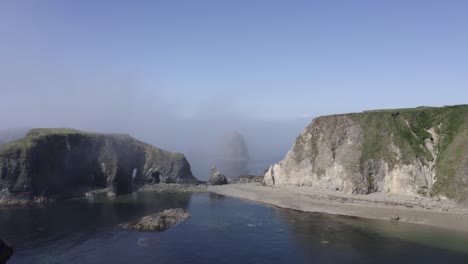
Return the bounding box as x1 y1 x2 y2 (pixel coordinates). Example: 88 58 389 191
209 183 468 232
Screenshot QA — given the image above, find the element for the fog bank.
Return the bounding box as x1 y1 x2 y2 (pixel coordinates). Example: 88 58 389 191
1 71 310 179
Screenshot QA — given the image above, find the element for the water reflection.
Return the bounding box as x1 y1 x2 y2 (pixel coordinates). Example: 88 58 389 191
2 193 468 264
0 192 191 252
275 209 468 263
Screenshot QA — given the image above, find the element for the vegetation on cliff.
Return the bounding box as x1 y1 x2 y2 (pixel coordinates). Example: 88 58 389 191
0 128 197 204
265 104 468 202
348 105 468 200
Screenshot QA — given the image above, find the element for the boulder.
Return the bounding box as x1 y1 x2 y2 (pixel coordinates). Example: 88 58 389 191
124 208 190 231
0 239 13 264
207 166 228 185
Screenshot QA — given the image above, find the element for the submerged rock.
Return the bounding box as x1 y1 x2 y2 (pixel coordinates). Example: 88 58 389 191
207 166 228 185
0 239 13 264
0 128 198 205
124 208 190 231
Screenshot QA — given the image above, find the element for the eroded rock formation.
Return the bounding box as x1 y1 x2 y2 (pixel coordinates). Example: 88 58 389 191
207 166 228 185
0 128 198 204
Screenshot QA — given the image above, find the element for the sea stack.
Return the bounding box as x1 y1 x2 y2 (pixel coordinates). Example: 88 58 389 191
0 128 198 205
214 132 249 177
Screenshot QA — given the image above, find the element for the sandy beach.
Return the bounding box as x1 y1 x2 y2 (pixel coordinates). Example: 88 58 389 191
209 183 468 232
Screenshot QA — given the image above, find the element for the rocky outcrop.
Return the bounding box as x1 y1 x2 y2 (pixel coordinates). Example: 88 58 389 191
0 128 198 204
124 208 190 231
229 175 264 184
0 239 13 264
207 166 228 185
264 105 468 202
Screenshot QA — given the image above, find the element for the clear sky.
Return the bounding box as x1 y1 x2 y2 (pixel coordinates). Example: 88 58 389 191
2 0 467 121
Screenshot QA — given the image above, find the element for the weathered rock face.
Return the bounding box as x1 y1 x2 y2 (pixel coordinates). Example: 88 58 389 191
207 166 228 185
0 239 13 264
265 105 468 201
0 128 198 204
124 208 190 231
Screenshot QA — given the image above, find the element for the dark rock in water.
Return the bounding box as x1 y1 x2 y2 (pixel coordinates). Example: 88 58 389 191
207 166 228 185
0 239 13 264
0 128 198 205
214 132 249 177
124 208 190 231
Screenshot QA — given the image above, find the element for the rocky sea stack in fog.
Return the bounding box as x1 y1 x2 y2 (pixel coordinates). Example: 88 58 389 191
0 128 197 205
265 105 468 202
207 166 228 185
214 132 249 177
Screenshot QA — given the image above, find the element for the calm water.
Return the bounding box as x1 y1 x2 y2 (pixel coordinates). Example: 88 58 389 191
1 192 468 264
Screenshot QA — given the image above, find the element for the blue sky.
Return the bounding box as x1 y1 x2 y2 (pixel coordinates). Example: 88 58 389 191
1 0 468 121
2 0 468 177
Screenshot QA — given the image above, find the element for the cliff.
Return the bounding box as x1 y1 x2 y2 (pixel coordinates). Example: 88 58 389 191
0 128 198 204
264 105 468 202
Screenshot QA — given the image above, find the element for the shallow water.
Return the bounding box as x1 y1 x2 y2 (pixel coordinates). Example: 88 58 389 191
1 192 468 264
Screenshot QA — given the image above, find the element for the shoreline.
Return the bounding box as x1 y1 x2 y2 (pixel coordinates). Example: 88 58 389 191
0 184 209 207
208 183 468 232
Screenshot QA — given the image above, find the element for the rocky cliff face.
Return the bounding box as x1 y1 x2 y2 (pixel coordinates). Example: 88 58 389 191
264 105 468 202
0 128 197 204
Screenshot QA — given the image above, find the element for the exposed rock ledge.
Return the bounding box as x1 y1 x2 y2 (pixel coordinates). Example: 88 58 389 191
123 208 190 231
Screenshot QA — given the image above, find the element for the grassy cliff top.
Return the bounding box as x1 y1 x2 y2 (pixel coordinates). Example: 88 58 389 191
0 128 133 154
0 128 185 160
319 104 468 117
25 128 131 137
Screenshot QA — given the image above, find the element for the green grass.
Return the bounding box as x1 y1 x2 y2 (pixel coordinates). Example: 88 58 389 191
0 128 133 155
25 128 86 137
342 104 468 200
